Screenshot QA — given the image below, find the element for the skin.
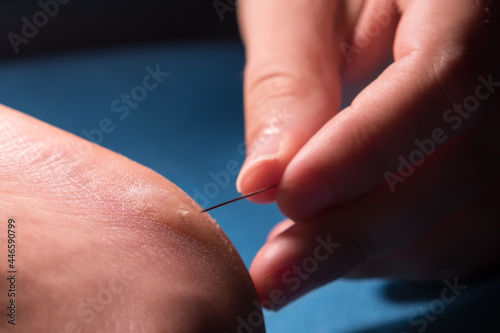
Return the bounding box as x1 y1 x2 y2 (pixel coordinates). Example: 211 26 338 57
0 105 265 333
236 0 500 309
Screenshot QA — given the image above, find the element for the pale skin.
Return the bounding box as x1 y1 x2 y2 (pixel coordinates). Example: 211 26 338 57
0 105 265 333
237 0 500 308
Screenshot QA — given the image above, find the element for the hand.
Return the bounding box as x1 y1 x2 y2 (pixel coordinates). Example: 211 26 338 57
0 105 264 332
237 0 500 309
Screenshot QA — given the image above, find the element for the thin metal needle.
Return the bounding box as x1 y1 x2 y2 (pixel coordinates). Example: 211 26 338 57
200 185 277 213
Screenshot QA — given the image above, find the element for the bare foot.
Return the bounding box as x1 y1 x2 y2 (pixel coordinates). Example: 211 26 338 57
0 105 265 333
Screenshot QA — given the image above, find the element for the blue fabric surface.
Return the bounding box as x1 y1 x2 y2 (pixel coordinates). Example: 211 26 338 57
0 41 499 332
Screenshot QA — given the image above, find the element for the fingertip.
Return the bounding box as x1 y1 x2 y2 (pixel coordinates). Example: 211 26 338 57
250 242 291 312
236 157 283 203
251 222 365 310
250 228 316 311
278 179 335 220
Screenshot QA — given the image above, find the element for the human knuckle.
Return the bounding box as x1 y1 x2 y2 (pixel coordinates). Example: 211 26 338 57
245 67 313 110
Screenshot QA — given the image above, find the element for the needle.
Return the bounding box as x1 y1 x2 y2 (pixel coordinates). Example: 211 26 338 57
200 185 277 213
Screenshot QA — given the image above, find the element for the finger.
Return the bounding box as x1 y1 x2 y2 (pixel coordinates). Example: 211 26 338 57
236 0 360 201
266 219 295 242
278 0 500 219
251 115 500 309
340 0 401 81
346 170 500 280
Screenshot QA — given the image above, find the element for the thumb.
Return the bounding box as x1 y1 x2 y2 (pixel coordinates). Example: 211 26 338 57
236 0 344 200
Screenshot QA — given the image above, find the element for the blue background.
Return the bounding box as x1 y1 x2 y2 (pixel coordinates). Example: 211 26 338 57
0 42 498 332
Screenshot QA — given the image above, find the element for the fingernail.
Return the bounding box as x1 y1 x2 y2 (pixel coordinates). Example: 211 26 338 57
236 134 282 193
